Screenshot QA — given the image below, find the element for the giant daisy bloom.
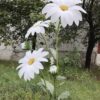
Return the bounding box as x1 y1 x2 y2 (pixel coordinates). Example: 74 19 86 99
42 0 86 28
25 20 50 38
17 48 49 81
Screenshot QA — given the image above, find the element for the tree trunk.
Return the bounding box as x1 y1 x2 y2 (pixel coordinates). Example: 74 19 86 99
84 0 96 69
85 40 95 69
85 29 95 69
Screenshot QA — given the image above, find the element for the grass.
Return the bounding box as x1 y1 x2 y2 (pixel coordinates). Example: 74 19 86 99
0 60 100 100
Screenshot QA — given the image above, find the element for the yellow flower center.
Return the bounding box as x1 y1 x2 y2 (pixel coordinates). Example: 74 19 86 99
28 58 35 65
60 5 69 11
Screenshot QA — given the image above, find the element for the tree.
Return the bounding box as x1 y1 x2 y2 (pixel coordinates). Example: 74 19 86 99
0 0 43 48
83 0 100 69
59 0 100 69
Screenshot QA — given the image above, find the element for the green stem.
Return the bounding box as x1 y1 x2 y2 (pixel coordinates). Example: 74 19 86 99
53 75 57 100
55 23 60 69
27 82 35 100
40 72 47 89
40 72 52 100
56 31 59 68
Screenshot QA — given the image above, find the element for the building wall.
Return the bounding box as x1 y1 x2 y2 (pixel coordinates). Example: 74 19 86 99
0 44 13 60
0 31 97 63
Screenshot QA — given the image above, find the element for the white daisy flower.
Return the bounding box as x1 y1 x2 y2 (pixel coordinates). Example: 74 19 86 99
49 65 57 74
25 20 50 38
17 48 49 81
42 0 86 28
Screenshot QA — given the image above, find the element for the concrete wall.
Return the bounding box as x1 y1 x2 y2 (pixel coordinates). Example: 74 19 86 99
0 31 97 62
0 44 13 60
0 43 25 61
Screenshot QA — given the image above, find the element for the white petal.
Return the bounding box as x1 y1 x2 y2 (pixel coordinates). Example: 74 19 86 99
34 21 42 27
25 30 31 38
23 66 35 81
61 12 67 28
31 66 40 74
72 10 82 26
40 20 51 27
26 51 32 57
38 58 48 62
70 6 87 13
69 0 82 5
41 51 49 57
18 57 28 64
45 6 58 19
35 27 41 33
40 23 49 27
51 11 60 23
25 27 35 38
25 32 30 38
39 27 45 34
35 62 44 70
35 27 45 34
64 11 73 26
18 68 24 78
38 48 44 52
42 3 57 14
43 20 51 24
16 64 22 69
52 0 64 5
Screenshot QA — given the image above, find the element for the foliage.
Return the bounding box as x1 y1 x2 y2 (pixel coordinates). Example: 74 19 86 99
37 79 54 95
24 41 32 50
59 25 78 43
0 61 100 100
0 0 44 44
64 49 81 68
58 91 70 100
83 0 100 68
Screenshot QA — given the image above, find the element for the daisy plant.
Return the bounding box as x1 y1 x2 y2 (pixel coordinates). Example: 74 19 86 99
17 48 49 81
17 0 86 99
42 0 86 27
25 20 50 38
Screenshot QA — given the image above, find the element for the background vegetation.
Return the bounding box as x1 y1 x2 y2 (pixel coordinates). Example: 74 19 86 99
0 0 100 68
0 60 100 100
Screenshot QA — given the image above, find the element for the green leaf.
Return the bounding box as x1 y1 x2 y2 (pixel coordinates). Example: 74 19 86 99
58 91 70 100
37 79 54 95
56 75 66 81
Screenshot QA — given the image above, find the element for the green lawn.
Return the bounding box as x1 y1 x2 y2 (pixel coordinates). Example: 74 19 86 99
0 60 100 100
